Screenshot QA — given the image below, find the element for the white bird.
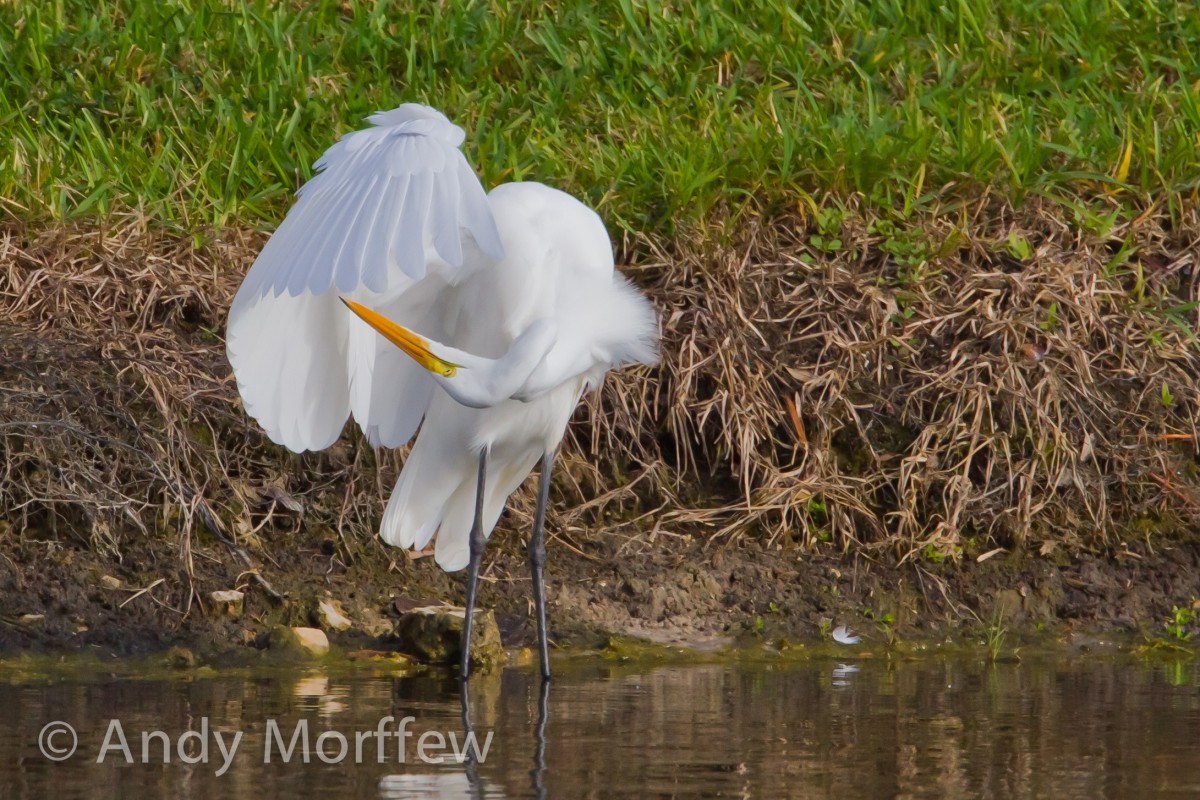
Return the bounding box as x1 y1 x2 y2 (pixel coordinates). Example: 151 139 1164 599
226 103 658 680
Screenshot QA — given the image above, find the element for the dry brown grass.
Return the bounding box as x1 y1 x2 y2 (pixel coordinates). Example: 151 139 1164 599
2 202 1199 572
635 199 1200 559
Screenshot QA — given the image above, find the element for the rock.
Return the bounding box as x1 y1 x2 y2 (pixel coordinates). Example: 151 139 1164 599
508 647 536 668
391 606 503 672
317 598 352 632
164 646 198 669
99 574 124 590
347 649 415 665
358 606 395 639
294 627 330 656
17 613 45 626
269 625 330 657
209 589 245 617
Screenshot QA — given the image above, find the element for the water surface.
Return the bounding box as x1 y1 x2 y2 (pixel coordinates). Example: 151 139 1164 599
3 654 1197 798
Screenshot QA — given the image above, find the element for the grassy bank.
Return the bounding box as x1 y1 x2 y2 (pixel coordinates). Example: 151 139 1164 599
3 0 1200 231
2 1 1200 644
3 216 1200 655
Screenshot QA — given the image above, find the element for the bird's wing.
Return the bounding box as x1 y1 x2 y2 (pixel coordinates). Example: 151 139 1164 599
236 103 503 298
227 103 503 452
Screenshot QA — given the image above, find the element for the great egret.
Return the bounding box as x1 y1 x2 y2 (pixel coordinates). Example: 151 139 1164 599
226 104 658 680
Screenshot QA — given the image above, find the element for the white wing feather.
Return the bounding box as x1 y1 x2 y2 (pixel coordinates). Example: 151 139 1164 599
227 103 503 451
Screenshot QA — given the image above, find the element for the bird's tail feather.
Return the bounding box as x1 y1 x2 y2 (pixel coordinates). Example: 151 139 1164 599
379 428 471 558
381 427 542 572
430 451 540 571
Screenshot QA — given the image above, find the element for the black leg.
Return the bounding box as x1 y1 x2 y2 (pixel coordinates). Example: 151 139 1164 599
461 447 489 680
529 450 554 681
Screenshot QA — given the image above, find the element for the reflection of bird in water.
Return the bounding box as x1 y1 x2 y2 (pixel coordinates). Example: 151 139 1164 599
377 773 504 799
455 676 549 799
227 103 658 679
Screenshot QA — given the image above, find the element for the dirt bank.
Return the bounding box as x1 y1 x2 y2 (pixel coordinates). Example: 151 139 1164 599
2 207 1200 659
1 513 1198 660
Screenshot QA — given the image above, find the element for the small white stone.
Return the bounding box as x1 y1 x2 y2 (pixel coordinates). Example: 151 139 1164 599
317 599 352 632
291 627 330 656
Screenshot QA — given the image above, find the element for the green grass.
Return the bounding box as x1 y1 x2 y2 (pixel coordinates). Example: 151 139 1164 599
2 0 1199 233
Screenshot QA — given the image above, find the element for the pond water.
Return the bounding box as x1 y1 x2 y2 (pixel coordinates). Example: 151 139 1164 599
1 653 1197 798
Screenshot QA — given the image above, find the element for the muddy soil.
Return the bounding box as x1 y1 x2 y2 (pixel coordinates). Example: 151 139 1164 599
3 220 1200 664
2 515 1198 662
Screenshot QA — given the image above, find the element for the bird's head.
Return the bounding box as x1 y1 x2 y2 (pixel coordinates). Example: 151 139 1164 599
340 297 556 407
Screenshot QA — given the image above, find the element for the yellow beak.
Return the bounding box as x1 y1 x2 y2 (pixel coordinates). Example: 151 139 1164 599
340 298 462 377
